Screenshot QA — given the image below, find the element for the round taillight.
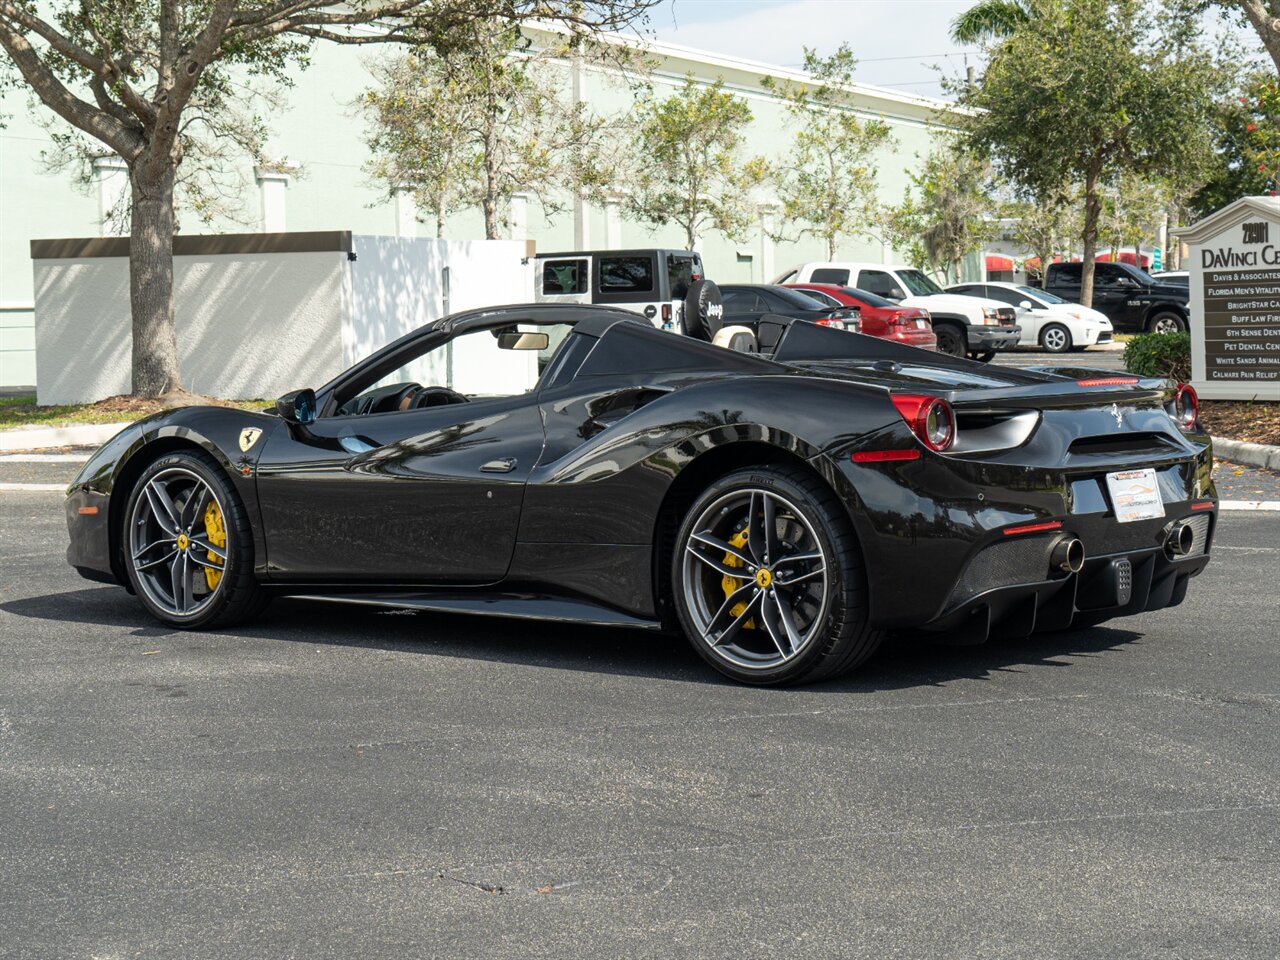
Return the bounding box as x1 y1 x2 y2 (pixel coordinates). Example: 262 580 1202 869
1173 383 1198 430
891 394 955 452
918 397 955 451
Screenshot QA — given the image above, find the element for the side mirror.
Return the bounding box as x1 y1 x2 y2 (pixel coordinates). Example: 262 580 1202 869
889 288 905 300
1019 300 1034 311
276 388 317 425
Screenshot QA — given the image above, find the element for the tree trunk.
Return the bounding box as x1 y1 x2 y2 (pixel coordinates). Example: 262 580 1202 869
436 194 446 239
827 234 837 260
1080 160 1103 309
128 162 182 397
1237 0 1280 74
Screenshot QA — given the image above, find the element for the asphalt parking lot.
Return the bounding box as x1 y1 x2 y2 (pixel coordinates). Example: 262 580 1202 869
2 459 1278 959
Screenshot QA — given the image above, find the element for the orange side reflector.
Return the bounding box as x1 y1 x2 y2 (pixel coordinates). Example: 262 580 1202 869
77 506 99 515
1190 501 1214 511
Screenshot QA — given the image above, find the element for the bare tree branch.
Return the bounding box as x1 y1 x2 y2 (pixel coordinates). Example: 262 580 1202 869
0 19 140 156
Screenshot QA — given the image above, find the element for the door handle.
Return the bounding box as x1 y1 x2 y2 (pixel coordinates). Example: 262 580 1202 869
481 457 517 473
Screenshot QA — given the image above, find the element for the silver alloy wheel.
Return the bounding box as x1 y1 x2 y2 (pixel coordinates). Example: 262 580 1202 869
1151 315 1182 334
681 488 830 671
1041 325 1069 352
128 467 228 618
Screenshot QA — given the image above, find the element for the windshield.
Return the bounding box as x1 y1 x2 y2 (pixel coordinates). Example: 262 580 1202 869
1018 285 1063 304
769 286 828 310
898 269 944 296
1122 263 1158 284
846 287 895 308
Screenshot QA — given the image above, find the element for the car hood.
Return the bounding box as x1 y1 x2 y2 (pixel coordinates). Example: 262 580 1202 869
1147 282 1190 300
898 293 1008 312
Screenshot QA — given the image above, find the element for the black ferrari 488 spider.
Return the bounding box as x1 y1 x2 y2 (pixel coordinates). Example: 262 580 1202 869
66 303 1216 685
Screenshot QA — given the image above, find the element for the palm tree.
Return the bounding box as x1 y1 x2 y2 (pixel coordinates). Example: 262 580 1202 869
950 0 1034 43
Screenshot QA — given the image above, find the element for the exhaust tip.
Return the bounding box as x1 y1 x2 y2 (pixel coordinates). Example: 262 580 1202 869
1166 521 1195 558
1050 537 1085 574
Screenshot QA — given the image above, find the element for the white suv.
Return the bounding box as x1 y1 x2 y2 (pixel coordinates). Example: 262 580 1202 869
775 262 1021 360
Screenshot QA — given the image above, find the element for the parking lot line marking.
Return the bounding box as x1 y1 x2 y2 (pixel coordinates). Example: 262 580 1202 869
1218 501 1280 511
0 483 66 491
0 453 89 462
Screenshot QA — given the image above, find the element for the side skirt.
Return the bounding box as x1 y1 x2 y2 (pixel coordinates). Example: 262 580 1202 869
286 590 664 631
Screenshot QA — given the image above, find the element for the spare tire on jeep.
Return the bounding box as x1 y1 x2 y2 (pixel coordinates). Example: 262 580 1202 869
684 278 724 341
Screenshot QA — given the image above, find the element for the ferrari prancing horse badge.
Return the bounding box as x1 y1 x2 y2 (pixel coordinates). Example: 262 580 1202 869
239 427 263 452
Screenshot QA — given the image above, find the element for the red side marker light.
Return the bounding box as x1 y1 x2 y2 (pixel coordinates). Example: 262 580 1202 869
1002 520 1063 536
1076 377 1138 387
77 506 99 515
1190 500 1214 511
851 449 921 463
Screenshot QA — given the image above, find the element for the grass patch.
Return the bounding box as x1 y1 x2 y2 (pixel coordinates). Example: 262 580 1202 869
0 394 272 430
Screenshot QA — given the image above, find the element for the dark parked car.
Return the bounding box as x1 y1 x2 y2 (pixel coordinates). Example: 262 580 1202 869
66 305 1217 686
1042 261 1190 334
718 283 858 347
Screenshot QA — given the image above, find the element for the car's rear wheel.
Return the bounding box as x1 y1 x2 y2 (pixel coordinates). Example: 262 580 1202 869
123 450 266 629
934 325 966 357
972 350 997 363
1148 311 1186 334
1039 322 1073 353
671 466 882 685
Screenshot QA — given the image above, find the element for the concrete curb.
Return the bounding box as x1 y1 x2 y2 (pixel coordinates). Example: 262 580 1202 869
0 421 130 453
1213 437 1280 473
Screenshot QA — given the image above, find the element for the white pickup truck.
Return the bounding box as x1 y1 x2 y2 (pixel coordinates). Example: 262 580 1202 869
774 261 1021 360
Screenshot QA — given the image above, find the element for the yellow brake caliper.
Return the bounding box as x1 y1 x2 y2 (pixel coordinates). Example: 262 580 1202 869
202 500 226 589
720 528 755 628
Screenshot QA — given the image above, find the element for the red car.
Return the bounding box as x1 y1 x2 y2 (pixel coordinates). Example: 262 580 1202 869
784 283 936 351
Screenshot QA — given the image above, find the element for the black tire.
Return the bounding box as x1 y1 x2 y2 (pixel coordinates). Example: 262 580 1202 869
934 324 966 357
670 465 882 685
1039 322 1073 353
122 449 267 629
1147 311 1186 334
972 351 997 363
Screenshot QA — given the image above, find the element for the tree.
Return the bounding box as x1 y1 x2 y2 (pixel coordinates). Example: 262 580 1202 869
762 44 893 260
362 25 636 239
1235 0 1280 74
625 75 766 250
886 141 997 283
0 0 655 397
950 0 1033 43
1191 71 1280 216
1001 183 1082 283
956 0 1219 306
361 53 477 238
1097 172 1168 263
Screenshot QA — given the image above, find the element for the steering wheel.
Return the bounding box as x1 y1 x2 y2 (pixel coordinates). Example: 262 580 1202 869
368 382 422 414
412 386 470 408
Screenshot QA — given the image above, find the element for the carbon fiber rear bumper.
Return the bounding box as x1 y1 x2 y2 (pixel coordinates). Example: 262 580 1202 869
921 512 1214 642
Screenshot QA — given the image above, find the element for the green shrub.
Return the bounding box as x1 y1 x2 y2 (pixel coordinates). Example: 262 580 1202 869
1123 331 1191 382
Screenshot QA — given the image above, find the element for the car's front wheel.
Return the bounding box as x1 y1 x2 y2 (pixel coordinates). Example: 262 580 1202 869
1148 311 1187 334
123 450 266 629
1039 322 1073 353
671 466 882 685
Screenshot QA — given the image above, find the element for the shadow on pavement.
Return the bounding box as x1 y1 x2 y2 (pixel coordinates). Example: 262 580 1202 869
1 586 1144 691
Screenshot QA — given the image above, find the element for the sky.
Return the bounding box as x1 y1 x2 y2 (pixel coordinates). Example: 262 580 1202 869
644 0 1264 102
647 0 980 100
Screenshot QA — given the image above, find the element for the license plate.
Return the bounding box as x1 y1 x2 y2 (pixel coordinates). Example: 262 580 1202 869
1106 468 1165 523
916 319 927 329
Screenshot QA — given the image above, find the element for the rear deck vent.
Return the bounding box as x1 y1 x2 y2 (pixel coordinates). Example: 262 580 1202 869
1067 432 1179 458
